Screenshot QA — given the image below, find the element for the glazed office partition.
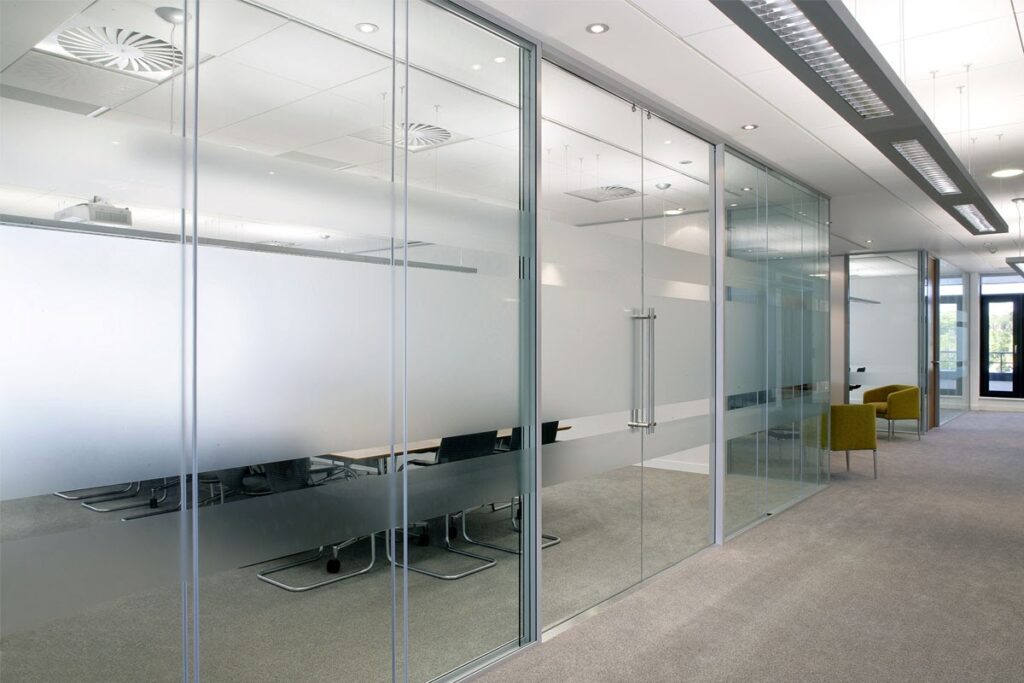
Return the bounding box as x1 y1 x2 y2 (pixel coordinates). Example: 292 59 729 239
0 1 536 681
722 151 830 537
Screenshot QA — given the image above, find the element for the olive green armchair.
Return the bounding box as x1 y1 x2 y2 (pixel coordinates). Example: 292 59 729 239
828 404 878 478
863 385 920 440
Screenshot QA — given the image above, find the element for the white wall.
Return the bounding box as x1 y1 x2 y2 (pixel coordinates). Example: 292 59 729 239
848 273 919 403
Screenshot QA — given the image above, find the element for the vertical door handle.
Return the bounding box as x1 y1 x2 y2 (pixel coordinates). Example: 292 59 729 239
629 309 644 430
628 309 657 432
647 307 656 435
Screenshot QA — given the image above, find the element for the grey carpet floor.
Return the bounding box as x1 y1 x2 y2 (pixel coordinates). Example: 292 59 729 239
0 465 713 682
473 410 1024 683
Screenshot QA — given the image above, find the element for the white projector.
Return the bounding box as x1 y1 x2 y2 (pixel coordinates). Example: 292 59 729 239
55 197 132 227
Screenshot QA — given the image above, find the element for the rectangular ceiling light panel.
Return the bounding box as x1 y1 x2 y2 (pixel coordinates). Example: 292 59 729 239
741 0 892 119
953 204 997 233
890 140 961 195
1006 256 1024 279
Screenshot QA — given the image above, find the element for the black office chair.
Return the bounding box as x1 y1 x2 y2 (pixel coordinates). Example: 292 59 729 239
389 430 500 580
463 422 561 553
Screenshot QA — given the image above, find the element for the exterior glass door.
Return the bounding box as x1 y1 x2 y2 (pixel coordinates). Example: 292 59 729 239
980 295 1023 397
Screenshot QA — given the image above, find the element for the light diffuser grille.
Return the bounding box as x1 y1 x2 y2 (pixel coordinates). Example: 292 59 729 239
891 140 961 195
742 0 893 119
953 204 997 233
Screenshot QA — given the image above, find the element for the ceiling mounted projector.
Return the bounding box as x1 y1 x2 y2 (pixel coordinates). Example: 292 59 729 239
55 197 133 227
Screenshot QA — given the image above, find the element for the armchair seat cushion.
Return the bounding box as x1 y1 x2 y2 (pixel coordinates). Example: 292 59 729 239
866 402 888 417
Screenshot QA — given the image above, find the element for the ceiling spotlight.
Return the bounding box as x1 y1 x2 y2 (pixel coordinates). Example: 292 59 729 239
664 208 685 216
356 23 379 34
655 182 671 190
493 56 507 64
679 160 692 165
992 168 1024 179
471 64 481 71
729 203 739 207
268 171 276 176
663 140 672 145
740 124 758 130
865 239 873 244
155 6 188 24
586 23 610 34
742 187 752 192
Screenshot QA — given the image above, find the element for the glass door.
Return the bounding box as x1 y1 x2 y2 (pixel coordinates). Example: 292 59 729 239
980 295 1023 397
539 64 644 628
639 113 713 578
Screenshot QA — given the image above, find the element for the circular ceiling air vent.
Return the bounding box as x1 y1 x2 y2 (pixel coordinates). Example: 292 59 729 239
402 122 452 149
598 185 638 200
57 26 183 73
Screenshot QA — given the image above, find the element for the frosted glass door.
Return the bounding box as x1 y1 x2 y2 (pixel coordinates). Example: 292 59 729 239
639 113 713 578
539 64 643 628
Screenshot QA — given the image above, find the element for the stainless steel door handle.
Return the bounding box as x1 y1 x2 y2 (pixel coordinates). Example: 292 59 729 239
647 307 656 435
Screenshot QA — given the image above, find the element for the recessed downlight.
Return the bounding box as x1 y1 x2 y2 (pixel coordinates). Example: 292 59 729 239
729 203 739 207
655 182 671 190
742 187 752 192
865 239 873 244
664 208 685 216
586 23 610 34
356 23 379 34
679 160 692 165
493 56 507 64
992 168 1024 178
740 123 758 130
471 64 481 71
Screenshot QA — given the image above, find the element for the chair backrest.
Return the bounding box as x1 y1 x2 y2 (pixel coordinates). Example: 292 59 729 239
830 404 877 451
262 459 312 493
507 421 560 451
436 431 499 464
887 386 920 420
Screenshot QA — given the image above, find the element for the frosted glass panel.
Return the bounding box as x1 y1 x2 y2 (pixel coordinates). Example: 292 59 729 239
0 0 192 677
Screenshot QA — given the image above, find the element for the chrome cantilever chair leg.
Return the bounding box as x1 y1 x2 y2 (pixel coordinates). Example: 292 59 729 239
257 535 377 592
460 508 560 554
80 481 155 512
54 482 135 501
873 449 878 479
386 514 496 580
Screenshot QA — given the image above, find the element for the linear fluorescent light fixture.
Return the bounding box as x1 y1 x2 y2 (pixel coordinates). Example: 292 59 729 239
952 204 997 233
713 0 1008 236
741 0 891 119
1006 257 1024 278
891 140 960 195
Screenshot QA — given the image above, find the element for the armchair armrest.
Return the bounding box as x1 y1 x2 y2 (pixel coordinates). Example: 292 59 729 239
887 386 920 420
862 385 898 404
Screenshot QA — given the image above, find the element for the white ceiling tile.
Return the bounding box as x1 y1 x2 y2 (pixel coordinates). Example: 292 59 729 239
118 56 317 134
224 22 391 90
629 0 734 37
683 25 779 77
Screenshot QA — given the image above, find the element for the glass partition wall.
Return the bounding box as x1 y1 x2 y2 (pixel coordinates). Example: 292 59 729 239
722 151 830 537
538 64 714 628
0 4 838 679
0 1 535 681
